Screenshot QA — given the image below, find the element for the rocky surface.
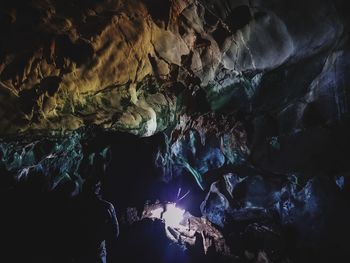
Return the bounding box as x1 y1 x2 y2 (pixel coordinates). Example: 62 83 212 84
1 0 350 262
0 0 346 137
142 202 231 256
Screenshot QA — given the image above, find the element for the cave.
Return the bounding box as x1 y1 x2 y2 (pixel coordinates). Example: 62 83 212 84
1 0 350 262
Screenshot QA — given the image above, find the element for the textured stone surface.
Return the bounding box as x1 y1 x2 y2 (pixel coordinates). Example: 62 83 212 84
1 0 350 262
0 0 346 137
200 168 350 261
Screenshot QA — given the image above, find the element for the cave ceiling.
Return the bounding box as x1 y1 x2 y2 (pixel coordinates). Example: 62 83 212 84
1 1 350 262
0 0 346 137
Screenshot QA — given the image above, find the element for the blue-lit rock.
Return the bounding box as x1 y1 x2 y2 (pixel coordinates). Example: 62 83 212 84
0 0 349 262
154 113 249 190
201 173 244 227
0 129 113 195
201 170 350 253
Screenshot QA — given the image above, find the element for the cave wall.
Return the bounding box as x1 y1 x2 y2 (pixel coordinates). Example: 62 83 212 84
0 0 347 136
1 0 350 262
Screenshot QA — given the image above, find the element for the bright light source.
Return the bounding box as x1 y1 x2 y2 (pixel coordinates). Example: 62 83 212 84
144 202 189 243
162 203 185 228
149 207 163 219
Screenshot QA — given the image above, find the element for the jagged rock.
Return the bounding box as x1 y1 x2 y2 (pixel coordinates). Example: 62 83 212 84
1 1 350 262
142 202 232 257
0 0 346 137
200 170 284 227
249 49 350 174
154 113 249 187
200 169 350 260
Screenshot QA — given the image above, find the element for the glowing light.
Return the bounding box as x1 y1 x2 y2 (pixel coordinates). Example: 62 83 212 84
162 203 185 228
149 207 163 219
144 203 189 243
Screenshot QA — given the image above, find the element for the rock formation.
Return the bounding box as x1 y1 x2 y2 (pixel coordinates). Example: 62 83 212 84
1 0 350 262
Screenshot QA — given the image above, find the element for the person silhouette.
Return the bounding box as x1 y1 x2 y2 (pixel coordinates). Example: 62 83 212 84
77 173 119 262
